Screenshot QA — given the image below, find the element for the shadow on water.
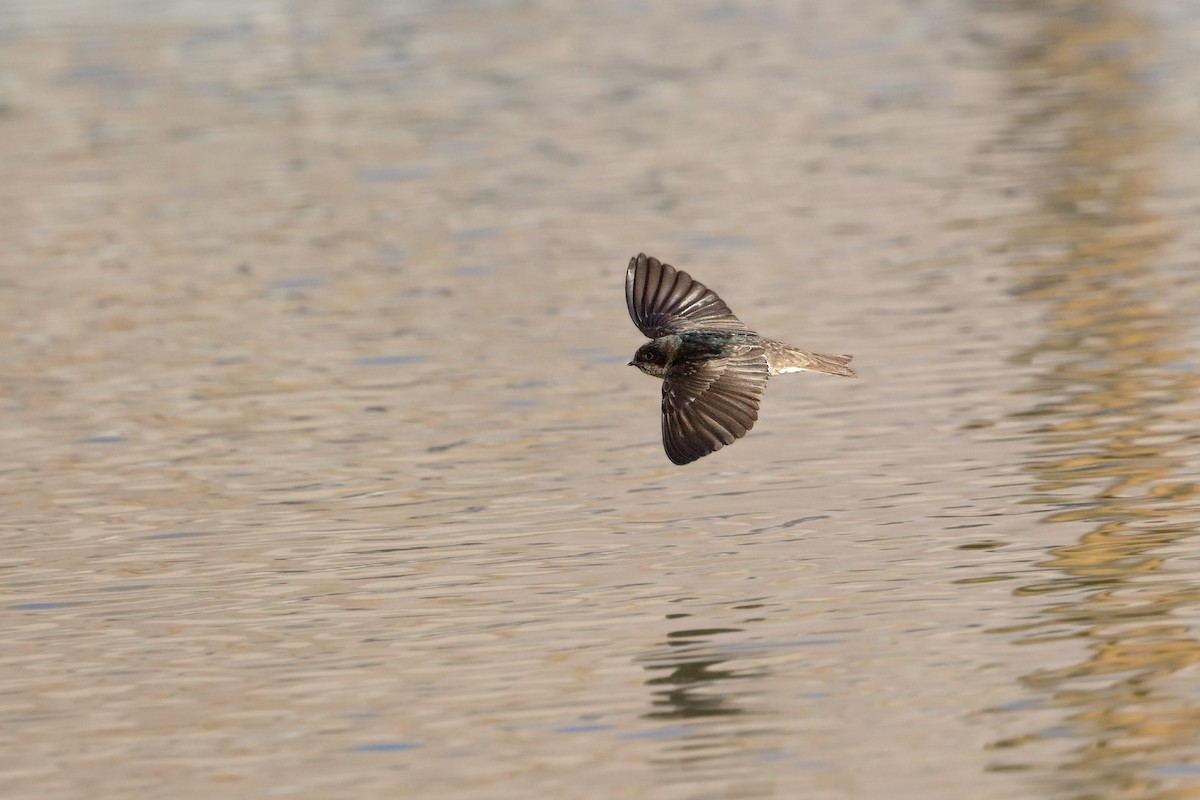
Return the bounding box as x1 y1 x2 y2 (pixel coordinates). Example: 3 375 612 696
640 625 755 721
985 1 1200 796
631 609 830 785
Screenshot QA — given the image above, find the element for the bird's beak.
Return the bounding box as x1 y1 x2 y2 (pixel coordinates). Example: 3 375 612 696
627 361 635 367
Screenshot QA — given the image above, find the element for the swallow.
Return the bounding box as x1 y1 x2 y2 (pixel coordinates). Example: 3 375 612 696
626 253 855 464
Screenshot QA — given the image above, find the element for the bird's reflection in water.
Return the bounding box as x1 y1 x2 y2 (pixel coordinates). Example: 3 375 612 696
640 625 758 721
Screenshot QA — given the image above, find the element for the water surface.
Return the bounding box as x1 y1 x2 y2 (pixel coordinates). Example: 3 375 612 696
2 2 1200 799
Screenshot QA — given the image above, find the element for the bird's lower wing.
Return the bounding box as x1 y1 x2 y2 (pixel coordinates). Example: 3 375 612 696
661 344 769 465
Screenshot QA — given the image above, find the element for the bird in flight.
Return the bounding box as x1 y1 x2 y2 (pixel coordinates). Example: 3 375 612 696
626 253 855 464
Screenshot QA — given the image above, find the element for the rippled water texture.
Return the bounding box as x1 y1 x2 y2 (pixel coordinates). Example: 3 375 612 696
2 2 1200 798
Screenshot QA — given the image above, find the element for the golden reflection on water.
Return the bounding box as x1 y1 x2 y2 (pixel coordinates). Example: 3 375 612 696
992 1 1200 794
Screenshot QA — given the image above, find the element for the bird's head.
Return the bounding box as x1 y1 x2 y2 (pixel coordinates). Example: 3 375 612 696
629 338 676 379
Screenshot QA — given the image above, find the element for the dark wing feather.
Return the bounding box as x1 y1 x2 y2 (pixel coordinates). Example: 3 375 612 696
626 253 754 338
661 343 769 465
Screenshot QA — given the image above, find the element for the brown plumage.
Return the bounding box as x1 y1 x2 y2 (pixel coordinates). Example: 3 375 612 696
626 253 855 464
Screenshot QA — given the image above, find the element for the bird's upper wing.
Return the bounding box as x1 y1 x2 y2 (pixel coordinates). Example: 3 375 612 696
626 253 755 338
661 343 769 465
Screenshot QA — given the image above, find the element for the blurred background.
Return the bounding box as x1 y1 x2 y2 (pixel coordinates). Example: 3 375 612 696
2 1 1200 798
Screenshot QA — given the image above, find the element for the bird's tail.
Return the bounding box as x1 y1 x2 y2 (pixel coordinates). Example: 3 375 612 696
803 351 856 378
765 341 857 377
